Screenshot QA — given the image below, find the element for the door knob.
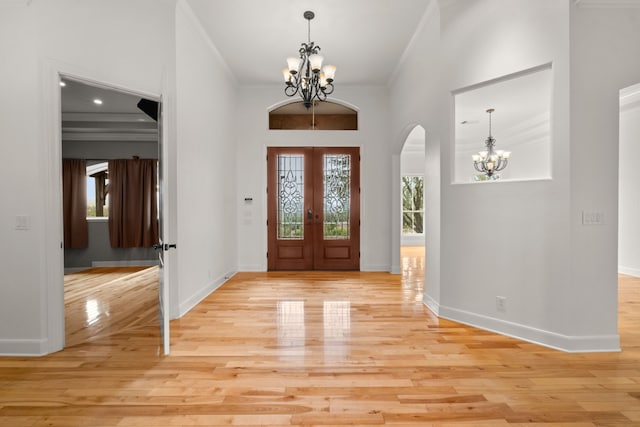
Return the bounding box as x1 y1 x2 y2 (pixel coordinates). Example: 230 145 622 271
307 209 313 219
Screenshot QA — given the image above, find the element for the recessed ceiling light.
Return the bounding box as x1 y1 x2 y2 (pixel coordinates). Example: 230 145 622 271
59 81 66 87
93 99 103 105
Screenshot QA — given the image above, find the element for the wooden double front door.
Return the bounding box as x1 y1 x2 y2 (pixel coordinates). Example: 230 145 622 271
267 147 360 271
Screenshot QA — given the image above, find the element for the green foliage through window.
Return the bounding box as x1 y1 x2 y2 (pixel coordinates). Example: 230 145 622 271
402 176 424 234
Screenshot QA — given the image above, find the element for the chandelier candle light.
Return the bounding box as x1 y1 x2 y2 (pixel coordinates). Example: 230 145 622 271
283 11 336 109
472 108 511 178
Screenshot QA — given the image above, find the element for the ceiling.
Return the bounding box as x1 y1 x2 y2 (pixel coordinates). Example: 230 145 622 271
185 0 432 86
60 1 432 141
61 78 157 144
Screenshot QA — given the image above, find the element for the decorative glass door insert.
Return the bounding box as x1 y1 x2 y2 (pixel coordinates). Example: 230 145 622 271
268 147 360 271
323 154 351 240
277 155 305 240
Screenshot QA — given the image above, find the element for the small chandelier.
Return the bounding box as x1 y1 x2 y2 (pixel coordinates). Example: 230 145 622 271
472 108 511 178
282 11 336 109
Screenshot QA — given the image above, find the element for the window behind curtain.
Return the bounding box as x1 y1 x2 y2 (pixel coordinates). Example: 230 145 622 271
86 161 109 218
402 176 424 235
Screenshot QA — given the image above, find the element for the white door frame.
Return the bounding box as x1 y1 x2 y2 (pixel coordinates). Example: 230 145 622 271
41 60 172 354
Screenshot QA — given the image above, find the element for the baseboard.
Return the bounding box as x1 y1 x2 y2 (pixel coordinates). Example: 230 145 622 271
92 260 159 267
390 264 401 274
438 305 620 353
0 338 49 356
619 265 640 278
178 270 236 318
423 294 440 316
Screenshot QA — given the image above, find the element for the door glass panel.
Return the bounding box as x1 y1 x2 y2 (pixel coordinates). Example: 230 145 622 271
277 155 304 240
323 154 350 240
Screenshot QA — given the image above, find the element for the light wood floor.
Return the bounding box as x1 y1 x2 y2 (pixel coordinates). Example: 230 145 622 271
63 266 159 348
1 247 640 426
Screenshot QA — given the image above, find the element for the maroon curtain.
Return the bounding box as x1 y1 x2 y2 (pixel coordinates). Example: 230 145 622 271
62 159 88 249
108 159 159 248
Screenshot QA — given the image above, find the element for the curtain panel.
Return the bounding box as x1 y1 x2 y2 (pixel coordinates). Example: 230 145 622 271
62 159 88 249
108 159 159 248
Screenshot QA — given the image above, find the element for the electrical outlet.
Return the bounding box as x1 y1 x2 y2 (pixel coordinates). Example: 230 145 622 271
496 296 507 312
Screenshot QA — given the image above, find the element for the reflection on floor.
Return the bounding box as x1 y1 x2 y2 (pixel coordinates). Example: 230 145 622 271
2 247 638 426
400 245 425 302
64 266 158 347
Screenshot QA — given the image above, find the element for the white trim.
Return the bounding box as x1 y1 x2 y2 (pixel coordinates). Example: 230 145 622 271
42 60 66 355
176 0 237 85
438 304 620 353
575 0 640 7
619 265 640 278
452 63 553 96
423 294 440 316
42 58 167 355
388 1 439 86
177 271 236 317
265 97 360 114
0 339 49 357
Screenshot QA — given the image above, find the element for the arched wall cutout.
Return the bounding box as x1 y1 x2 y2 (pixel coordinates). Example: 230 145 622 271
266 97 360 114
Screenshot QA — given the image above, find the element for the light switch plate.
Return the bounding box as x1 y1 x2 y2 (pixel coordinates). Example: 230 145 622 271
582 211 605 226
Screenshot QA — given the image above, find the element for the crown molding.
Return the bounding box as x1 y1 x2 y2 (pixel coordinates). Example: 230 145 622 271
575 0 640 8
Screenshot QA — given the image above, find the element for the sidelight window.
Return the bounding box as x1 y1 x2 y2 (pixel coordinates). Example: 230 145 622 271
402 175 424 234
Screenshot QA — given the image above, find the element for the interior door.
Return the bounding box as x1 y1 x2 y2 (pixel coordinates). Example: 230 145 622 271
156 99 170 355
267 147 360 271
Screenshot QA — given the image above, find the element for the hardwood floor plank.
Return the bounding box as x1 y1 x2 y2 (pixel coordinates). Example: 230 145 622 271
1 248 640 425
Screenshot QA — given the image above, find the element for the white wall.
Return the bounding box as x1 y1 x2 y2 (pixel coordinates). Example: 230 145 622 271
570 4 640 341
392 0 615 351
174 2 238 315
388 1 441 299
619 84 640 277
437 0 627 352
0 0 177 355
235 86 392 272
401 151 425 175
0 1 42 354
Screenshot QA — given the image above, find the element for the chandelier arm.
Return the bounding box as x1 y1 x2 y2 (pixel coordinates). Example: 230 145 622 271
285 85 299 97
495 159 508 172
473 162 484 173
322 83 335 95
315 90 327 102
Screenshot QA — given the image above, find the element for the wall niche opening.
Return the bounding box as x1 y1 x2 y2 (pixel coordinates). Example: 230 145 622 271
453 64 552 183
269 101 358 130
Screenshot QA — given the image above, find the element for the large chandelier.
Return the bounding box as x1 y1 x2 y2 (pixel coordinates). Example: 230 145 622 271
472 108 511 178
282 11 336 109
